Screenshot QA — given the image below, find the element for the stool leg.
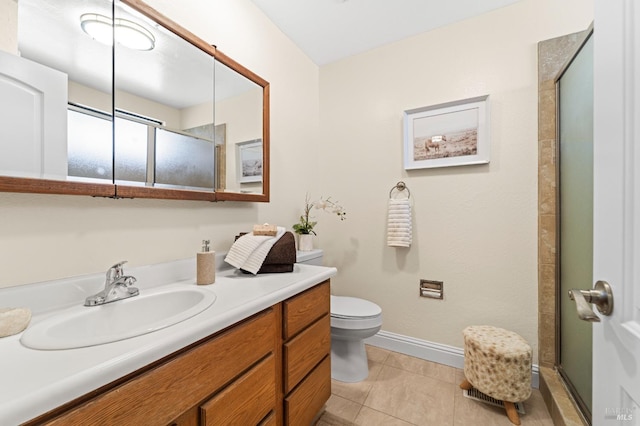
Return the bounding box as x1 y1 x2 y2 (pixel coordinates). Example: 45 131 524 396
459 378 473 390
504 401 521 425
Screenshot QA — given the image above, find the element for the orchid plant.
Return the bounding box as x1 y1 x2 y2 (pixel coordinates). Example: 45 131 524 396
292 194 347 235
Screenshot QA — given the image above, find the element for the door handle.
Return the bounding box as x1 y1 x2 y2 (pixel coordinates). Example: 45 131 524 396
568 280 613 322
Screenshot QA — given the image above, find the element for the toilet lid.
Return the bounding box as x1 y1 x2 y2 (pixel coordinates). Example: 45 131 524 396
331 295 382 319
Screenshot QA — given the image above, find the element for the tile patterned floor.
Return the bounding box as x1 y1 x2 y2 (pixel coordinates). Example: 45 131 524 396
316 346 553 426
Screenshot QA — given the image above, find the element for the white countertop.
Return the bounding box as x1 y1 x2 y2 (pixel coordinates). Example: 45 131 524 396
0 258 336 425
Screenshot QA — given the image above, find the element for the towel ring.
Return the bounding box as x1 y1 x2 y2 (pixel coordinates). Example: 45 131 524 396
389 181 411 199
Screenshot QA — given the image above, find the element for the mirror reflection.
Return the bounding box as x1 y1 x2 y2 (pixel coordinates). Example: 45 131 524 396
0 0 268 200
2 0 113 182
214 59 264 194
113 1 216 190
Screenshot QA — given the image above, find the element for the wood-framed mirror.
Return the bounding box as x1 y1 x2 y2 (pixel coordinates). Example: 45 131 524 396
0 0 270 203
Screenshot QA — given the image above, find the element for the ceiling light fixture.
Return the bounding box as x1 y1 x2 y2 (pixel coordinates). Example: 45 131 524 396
80 13 155 51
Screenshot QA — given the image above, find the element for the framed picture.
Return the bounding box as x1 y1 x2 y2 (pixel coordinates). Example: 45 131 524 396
236 139 262 183
403 95 490 170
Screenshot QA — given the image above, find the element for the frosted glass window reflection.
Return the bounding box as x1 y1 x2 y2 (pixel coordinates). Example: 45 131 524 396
67 109 112 181
156 129 214 189
114 117 147 183
67 109 215 189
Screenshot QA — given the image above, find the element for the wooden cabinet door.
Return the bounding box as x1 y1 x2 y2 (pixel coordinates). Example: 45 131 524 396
283 281 330 340
201 355 275 426
283 314 330 393
284 356 331 426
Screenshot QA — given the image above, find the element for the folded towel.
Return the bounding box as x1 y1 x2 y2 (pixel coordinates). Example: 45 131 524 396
387 215 411 221
241 227 286 274
387 199 412 248
251 231 296 274
0 307 31 337
225 226 286 274
224 234 273 269
387 230 412 237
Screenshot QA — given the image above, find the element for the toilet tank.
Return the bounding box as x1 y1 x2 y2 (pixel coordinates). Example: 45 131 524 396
296 249 323 266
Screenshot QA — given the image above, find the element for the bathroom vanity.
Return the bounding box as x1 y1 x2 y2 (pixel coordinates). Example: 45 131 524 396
0 259 335 425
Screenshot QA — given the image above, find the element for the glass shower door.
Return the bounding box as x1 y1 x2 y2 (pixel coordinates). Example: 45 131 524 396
557 32 593 420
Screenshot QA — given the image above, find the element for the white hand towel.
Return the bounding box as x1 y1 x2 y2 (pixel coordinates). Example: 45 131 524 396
224 234 273 269
224 226 286 274
241 227 286 274
387 199 412 247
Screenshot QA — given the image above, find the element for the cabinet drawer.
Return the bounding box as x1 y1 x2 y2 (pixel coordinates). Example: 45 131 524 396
45 309 275 425
201 354 275 426
258 412 276 426
284 314 330 393
168 406 198 426
284 355 331 426
283 280 330 340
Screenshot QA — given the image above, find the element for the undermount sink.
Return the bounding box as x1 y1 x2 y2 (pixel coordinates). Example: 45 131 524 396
20 285 216 350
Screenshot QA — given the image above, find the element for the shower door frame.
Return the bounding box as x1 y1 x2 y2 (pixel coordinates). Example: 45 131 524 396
554 26 594 425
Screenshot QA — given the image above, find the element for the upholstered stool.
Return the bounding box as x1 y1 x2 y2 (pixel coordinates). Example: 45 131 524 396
459 325 532 425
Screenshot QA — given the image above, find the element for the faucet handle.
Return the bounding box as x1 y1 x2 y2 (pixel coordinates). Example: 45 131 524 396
106 261 128 282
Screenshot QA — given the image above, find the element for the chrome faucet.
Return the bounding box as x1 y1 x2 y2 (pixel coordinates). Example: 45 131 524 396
85 261 139 306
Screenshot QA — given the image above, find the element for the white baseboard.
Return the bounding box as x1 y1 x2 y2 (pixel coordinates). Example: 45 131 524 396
365 330 540 389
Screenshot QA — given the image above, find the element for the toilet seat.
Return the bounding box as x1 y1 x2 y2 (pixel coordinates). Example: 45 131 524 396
330 295 382 329
331 295 382 319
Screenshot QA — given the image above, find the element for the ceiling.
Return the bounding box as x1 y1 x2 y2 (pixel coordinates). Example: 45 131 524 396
249 0 523 65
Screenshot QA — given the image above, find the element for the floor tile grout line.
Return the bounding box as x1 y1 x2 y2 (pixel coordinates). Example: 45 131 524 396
351 401 364 425
362 406 421 426
451 384 461 426
375 347 463 385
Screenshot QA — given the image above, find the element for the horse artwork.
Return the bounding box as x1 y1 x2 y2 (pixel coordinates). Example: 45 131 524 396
413 129 477 161
404 95 489 169
425 135 446 154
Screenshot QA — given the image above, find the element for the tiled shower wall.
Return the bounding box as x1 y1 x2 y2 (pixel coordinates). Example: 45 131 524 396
537 29 590 426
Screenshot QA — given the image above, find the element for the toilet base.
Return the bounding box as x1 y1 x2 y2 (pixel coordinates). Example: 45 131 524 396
331 337 369 383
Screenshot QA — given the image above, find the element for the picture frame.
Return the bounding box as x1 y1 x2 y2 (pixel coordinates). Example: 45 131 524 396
403 95 490 170
236 139 263 183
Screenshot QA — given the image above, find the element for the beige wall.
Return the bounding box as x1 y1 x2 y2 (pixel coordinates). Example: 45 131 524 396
0 0 18 54
0 0 320 288
115 90 182 129
68 81 185 128
68 81 112 114
318 0 592 362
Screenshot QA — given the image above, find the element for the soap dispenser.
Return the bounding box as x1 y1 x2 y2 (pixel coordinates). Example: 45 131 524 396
197 240 215 285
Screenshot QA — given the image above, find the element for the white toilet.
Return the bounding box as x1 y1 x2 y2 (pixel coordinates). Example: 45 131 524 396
297 249 383 383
